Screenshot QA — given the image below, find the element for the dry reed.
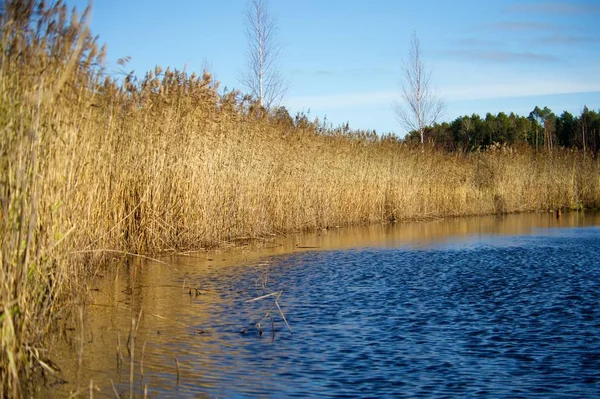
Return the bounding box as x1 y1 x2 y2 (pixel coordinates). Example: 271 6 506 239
1 1 600 397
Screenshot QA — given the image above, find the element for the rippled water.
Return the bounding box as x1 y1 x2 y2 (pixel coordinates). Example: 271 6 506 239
50 213 600 398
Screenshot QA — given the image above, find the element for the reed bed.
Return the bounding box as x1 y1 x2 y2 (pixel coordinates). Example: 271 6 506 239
1 1 600 396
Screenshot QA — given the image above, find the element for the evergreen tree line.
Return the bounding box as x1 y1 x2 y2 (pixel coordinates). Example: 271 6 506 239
404 106 600 154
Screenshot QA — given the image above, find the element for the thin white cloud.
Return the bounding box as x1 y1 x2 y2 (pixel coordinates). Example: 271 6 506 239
534 35 600 45
508 2 600 14
291 67 395 78
444 49 559 63
285 81 600 111
456 38 500 47
286 91 396 109
486 21 558 31
443 80 600 101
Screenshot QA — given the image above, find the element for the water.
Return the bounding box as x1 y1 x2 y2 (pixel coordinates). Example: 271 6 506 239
49 213 600 398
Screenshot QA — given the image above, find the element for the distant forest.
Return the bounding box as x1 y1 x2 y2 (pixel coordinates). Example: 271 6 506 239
271 105 600 155
404 106 600 154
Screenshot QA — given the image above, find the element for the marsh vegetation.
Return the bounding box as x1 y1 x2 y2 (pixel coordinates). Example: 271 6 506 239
1 2 599 396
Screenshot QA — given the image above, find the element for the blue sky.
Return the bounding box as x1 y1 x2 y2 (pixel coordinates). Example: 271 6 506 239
68 0 600 135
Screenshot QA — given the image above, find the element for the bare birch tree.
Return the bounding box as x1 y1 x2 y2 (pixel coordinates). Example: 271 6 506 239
394 32 445 144
239 0 288 109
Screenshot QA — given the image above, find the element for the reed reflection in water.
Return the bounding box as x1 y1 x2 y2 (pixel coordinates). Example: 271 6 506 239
48 211 600 398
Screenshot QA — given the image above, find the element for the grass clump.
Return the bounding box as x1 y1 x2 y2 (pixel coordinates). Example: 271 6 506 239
1 1 600 396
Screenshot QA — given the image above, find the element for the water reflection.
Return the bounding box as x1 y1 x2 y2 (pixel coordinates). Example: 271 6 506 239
47 211 600 397
268 210 596 251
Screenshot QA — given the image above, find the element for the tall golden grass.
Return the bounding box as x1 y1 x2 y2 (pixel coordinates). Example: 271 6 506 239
1 1 600 396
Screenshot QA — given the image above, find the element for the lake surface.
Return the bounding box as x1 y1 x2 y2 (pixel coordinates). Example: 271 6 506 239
49 212 600 398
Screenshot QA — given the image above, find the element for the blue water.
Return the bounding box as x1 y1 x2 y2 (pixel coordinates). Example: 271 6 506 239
159 227 600 398
61 223 600 398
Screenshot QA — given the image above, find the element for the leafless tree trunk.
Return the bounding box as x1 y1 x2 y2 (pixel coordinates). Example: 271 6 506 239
239 0 288 109
394 31 444 144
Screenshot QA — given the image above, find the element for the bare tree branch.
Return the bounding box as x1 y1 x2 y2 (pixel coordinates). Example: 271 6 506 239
239 0 288 109
394 31 445 144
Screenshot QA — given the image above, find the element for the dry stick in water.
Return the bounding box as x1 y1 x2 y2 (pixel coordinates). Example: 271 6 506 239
127 308 144 354
256 310 273 337
255 263 270 290
275 294 293 334
140 335 148 379
129 317 135 399
175 358 180 385
67 387 89 399
110 379 121 399
250 297 277 336
151 312 205 334
246 291 293 335
128 309 144 398
246 292 281 302
270 313 275 339
116 331 123 370
135 308 144 335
